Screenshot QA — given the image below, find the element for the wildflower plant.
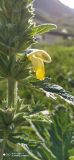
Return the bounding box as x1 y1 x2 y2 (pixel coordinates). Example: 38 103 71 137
0 0 74 160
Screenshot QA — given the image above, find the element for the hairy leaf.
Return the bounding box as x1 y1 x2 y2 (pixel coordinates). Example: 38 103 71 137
32 79 74 105
31 24 57 36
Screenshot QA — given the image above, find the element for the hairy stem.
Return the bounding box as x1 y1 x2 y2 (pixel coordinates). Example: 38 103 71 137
7 78 17 108
61 133 65 160
0 132 8 160
7 53 18 108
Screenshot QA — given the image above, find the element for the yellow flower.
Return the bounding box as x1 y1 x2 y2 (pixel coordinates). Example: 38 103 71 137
27 49 52 80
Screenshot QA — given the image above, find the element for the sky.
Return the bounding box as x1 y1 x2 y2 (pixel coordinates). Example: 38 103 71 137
59 0 74 9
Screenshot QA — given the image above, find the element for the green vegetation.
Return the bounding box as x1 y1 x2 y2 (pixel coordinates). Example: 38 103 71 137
0 0 74 160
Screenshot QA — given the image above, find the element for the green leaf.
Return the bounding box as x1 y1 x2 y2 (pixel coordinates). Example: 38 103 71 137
49 106 73 160
32 80 74 105
31 24 57 36
69 156 74 160
0 54 9 77
7 140 17 149
69 148 74 159
21 143 41 160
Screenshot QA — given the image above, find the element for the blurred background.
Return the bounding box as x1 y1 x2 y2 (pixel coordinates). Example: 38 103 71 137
31 0 74 95
33 0 74 44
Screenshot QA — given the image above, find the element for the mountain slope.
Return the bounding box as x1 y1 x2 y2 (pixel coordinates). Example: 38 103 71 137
34 0 74 18
33 0 74 32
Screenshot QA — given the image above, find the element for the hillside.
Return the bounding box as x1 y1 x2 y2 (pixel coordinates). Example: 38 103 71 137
33 0 74 32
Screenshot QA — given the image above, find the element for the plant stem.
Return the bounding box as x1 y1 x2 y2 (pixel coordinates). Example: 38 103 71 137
0 132 8 160
61 133 65 160
7 78 17 108
7 53 18 108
